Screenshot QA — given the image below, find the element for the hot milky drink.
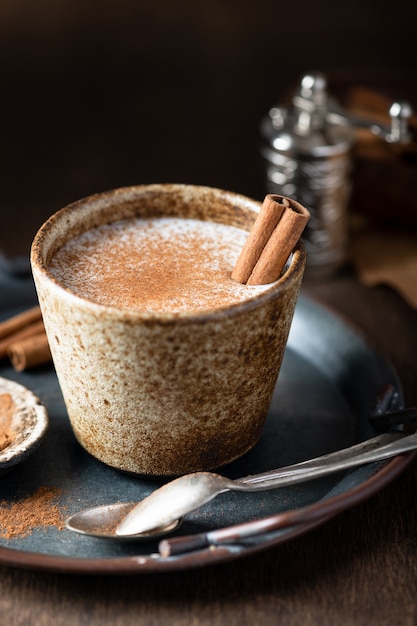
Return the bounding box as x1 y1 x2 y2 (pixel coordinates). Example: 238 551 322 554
32 184 306 475
49 217 270 313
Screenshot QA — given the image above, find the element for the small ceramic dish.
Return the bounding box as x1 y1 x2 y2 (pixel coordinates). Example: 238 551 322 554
0 376 48 474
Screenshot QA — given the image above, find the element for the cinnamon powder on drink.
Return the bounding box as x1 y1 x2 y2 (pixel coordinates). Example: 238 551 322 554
0 486 66 539
0 393 16 452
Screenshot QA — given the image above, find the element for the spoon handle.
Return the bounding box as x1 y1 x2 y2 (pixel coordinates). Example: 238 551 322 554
235 428 417 491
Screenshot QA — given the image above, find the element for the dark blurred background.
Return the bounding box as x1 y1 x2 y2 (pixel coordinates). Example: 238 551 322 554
1 0 416 255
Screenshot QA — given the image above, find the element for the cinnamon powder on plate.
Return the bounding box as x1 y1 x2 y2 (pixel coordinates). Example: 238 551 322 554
0 393 16 452
0 486 66 539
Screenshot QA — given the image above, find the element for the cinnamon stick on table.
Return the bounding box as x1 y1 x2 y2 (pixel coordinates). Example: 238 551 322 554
0 306 51 370
0 305 42 341
232 194 310 286
0 319 46 360
8 334 52 372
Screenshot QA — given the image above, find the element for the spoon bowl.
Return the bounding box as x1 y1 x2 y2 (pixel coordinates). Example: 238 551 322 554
65 502 182 541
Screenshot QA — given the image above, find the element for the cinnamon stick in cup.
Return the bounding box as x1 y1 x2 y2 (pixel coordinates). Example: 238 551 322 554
248 198 310 285
231 195 287 284
232 195 310 285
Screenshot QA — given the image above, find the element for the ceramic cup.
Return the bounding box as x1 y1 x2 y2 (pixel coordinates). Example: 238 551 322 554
31 184 306 476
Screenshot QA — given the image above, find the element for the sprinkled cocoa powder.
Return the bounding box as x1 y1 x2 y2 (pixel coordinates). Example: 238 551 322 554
49 217 270 313
0 486 66 539
0 393 16 452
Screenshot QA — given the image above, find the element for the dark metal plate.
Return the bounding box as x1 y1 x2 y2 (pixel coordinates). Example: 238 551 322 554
0 268 413 574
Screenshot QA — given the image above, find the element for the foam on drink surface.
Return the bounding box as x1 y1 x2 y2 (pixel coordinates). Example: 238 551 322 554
49 217 271 313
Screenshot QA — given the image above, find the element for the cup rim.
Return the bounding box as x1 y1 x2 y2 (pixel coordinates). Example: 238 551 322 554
30 183 306 324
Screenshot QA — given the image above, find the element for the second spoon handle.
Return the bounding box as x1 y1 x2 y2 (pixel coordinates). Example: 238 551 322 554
236 429 416 491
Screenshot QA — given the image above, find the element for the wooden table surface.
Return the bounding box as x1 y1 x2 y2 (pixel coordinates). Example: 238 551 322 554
1 3 417 620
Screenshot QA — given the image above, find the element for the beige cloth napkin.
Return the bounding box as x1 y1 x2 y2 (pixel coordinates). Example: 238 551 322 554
345 86 417 309
350 221 417 310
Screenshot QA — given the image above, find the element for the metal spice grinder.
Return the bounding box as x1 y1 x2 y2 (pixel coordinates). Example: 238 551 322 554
259 72 412 278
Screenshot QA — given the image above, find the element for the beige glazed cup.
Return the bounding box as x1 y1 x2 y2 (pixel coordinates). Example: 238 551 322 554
31 184 306 476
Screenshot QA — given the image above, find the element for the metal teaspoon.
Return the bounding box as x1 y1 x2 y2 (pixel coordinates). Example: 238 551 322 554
65 424 417 541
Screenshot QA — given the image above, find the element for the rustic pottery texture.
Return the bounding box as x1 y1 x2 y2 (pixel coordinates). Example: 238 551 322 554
30 184 306 476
